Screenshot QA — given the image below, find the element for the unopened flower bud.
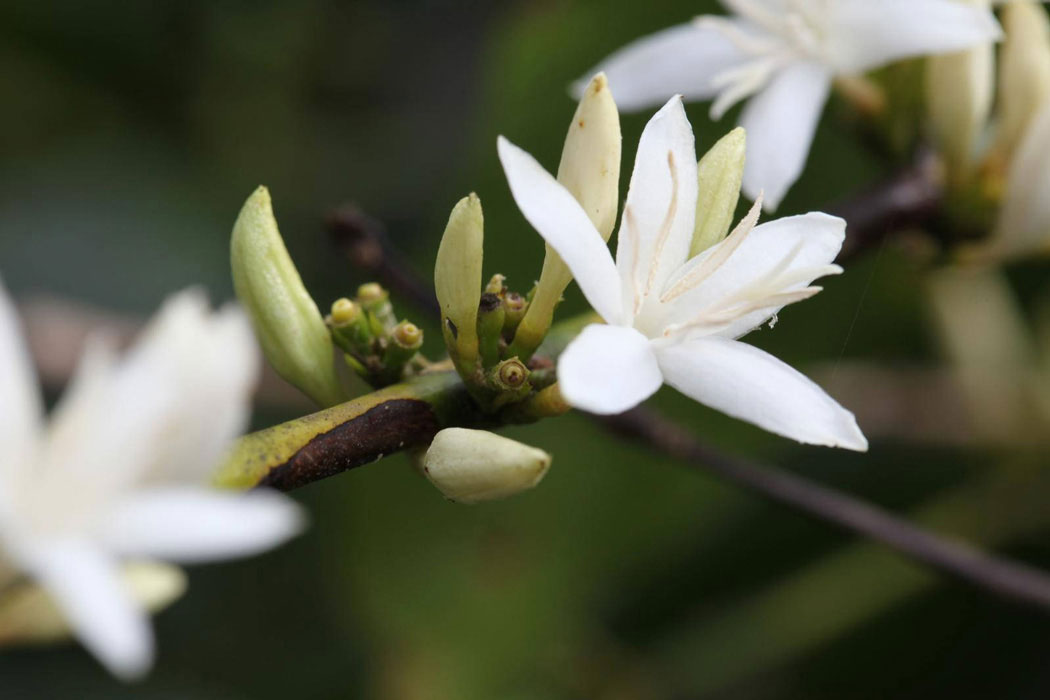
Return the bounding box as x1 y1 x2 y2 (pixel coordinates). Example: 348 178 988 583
356 283 396 332
435 194 484 371
997 1 1050 157
691 127 746 256
511 73 621 362
0 563 185 647
502 292 528 337
422 428 552 504
357 283 385 304
925 11 994 180
230 186 345 407
381 320 423 382
392 320 423 350
330 298 360 326
485 273 506 296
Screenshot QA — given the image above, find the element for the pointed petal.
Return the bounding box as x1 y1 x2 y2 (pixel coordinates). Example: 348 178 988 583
572 23 749 112
0 277 42 483
38 291 259 504
615 96 699 316
740 62 832 211
557 324 662 415
666 213 846 338
656 337 867 450
498 136 624 325
828 0 1001 74
27 541 153 680
101 488 305 564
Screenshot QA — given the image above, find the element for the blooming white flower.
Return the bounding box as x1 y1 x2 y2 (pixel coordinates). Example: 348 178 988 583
0 280 304 679
577 0 1001 210
498 96 867 450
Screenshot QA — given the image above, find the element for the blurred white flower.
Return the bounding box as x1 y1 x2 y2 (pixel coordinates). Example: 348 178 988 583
988 99 1050 258
499 96 867 451
577 0 1001 210
0 279 304 679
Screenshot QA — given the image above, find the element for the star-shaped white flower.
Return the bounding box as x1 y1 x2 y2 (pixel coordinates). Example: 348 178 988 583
499 96 867 451
0 280 304 679
577 0 1001 210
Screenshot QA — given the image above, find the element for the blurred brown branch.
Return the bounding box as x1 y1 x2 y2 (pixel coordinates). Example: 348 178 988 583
833 148 944 263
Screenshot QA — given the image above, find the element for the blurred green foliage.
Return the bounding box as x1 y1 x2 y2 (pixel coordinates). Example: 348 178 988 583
1 1 1048 698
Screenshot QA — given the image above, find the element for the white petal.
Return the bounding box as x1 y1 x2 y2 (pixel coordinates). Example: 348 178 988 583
992 101 1050 258
740 61 832 211
557 324 663 415
828 0 1002 74
615 96 699 318
498 136 624 324
665 213 846 338
26 540 153 680
0 276 42 487
572 23 749 112
37 291 259 510
656 336 868 450
101 488 304 564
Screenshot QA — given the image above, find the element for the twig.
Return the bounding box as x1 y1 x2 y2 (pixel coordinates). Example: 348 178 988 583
319 198 1050 612
833 148 944 263
596 407 1050 610
327 204 441 317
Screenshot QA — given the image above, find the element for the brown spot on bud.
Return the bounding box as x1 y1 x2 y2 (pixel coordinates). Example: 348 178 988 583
478 293 502 313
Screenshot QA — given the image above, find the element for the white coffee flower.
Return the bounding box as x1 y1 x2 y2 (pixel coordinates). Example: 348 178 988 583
577 0 1001 210
499 96 867 451
0 279 304 679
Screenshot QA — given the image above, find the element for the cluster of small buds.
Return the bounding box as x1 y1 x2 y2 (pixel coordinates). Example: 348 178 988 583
326 283 425 387
433 73 620 414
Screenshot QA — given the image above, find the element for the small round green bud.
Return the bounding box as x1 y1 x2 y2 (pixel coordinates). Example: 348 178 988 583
392 321 423 349
357 282 386 303
330 298 360 325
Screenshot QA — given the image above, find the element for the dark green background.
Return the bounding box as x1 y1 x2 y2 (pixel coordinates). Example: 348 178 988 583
1 1 1047 698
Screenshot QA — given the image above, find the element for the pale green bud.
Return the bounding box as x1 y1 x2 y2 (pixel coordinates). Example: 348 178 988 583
435 194 484 369
231 186 346 407
691 127 746 257
510 72 621 360
0 563 185 647
422 428 552 504
997 1 1050 157
925 6 994 181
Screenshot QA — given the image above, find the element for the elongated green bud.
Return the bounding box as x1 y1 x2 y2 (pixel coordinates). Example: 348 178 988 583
422 428 552 504
997 1 1050 157
691 127 746 256
477 293 505 368
231 186 345 407
435 194 484 370
510 73 621 361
